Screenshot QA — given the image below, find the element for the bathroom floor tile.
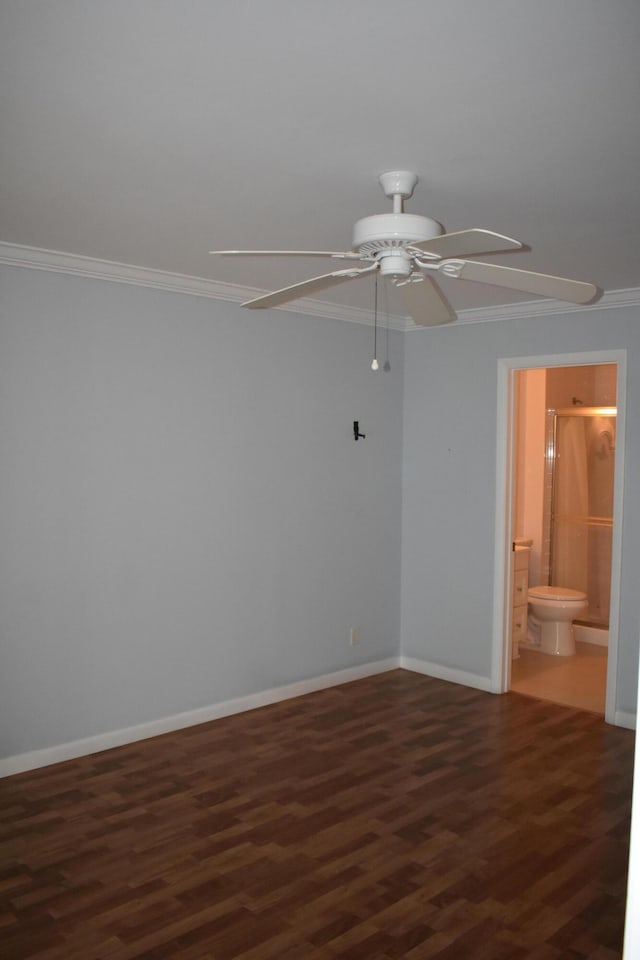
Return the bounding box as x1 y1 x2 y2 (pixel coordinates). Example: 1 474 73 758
510 642 607 714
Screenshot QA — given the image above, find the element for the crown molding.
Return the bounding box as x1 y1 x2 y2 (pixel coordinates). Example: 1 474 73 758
0 241 411 328
0 241 254 303
452 286 640 327
1 241 638 330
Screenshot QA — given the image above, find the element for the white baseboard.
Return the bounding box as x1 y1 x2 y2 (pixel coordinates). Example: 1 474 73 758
5 655 624 778
400 656 494 693
613 710 636 730
0 658 399 778
574 624 609 647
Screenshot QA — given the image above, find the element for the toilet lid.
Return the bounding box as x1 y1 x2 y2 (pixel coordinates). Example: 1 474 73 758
528 585 587 601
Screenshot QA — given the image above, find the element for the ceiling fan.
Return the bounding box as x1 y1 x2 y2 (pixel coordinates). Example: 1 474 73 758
210 171 599 326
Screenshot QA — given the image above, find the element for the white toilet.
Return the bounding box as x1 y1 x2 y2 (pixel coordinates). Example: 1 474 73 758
527 585 588 656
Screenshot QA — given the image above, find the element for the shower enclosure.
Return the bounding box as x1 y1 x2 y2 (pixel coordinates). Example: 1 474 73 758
546 407 616 627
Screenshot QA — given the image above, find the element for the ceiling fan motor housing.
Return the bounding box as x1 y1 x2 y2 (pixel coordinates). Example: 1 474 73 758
352 213 443 277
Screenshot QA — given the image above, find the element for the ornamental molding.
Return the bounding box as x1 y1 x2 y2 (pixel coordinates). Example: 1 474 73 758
1 241 638 331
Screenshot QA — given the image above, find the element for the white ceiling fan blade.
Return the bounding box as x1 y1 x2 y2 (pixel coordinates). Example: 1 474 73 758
438 259 599 304
395 277 456 326
210 249 364 259
410 228 523 260
242 264 376 309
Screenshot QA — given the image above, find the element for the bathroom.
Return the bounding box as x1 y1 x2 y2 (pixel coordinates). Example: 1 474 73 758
509 362 617 714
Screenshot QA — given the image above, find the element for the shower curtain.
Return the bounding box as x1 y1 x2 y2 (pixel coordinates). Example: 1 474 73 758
550 413 615 626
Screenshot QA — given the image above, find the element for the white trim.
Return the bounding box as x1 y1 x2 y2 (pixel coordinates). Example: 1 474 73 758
574 624 608 647
0 242 252 304
1 647 628 778
614 710 636 731
448 287 640 326
0 655 502 778
0 658 398 778
0 242 409 330
623 638 640 957
605 356 627 724
0 241 637 330
492 360 517 694
492 350 627 728
400 656 494 693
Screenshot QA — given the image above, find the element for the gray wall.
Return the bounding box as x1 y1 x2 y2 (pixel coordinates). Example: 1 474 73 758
0 266 404 758
401 306 640 716
3 264 638 763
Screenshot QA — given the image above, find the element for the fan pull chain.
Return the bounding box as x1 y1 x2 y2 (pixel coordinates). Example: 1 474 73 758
371 272 379 371
383 277 391 371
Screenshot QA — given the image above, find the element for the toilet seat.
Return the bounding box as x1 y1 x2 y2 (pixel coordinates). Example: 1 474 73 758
528 585 587 602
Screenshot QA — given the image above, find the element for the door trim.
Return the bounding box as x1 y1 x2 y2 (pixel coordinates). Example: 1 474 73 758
491 349 627 726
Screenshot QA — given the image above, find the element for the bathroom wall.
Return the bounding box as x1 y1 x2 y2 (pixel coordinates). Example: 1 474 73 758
546 363 617 409
0 265 405 762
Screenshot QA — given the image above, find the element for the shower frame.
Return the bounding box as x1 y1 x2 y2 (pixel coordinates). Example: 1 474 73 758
542 406 617 627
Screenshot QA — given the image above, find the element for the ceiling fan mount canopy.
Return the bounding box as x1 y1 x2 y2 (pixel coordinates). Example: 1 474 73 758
209 171 600 325
377 170 419 200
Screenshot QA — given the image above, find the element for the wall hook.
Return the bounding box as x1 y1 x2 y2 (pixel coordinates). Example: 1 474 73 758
353 421 366 441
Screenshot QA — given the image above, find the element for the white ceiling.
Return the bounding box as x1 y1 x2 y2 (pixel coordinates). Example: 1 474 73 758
1 0 639 316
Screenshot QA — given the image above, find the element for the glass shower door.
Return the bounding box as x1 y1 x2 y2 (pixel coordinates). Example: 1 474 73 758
550 409 616 627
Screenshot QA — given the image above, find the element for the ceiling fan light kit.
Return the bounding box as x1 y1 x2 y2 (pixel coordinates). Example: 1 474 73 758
210 171 600 326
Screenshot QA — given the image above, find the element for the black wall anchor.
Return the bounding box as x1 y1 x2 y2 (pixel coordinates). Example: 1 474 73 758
353 421 366 441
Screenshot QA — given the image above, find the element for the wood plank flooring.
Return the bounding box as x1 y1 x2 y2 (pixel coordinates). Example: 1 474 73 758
0 670 635 959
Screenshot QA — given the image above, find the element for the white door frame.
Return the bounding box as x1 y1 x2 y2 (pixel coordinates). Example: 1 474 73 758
491 349 627 726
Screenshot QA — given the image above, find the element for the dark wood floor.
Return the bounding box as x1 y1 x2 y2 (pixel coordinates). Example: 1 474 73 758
0 670 635 959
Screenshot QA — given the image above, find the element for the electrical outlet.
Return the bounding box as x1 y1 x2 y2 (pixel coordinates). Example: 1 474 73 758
350 627 360 647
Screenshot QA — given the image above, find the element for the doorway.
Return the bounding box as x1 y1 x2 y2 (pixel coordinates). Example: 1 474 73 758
492 350 626 726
